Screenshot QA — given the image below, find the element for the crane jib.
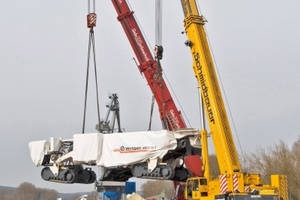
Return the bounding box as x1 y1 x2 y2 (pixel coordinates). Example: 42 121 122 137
193 52 215 124
180 0 191 17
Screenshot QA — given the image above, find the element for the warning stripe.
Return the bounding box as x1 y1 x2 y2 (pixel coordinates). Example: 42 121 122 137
280 176 288 200
219 174 228 194
233 174 239 192
244 185 250 192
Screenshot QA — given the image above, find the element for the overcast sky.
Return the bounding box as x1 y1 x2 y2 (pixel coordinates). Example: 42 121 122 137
1 0 300 194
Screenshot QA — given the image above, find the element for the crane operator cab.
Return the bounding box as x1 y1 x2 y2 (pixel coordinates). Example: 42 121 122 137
214 195 281 200
184 177 281 200
185 177 208 199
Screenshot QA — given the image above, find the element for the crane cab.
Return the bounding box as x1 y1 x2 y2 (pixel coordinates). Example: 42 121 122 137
183 177 281 200
184 177 208 200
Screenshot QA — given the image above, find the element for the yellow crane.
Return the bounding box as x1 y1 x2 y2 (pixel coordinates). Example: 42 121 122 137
179 0 288 199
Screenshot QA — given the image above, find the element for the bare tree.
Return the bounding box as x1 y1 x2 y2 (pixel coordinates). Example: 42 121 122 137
0 190 5 200
141 180 174 199
241 140 298 199
289 137 300 200
5 182 58 200
242 141 292 181
13 182 38 200
38 188 58 200
0 188 15 200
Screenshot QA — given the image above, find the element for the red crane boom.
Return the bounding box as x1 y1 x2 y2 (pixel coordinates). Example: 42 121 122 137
111 0 186 131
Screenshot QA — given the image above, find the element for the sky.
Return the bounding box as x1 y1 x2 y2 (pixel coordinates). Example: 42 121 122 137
1 0 300 194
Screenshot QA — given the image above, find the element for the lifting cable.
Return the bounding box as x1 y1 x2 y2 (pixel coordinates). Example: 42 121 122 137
155 1 169 130
82 0 101 134
153 54 168 130
151 0 168 130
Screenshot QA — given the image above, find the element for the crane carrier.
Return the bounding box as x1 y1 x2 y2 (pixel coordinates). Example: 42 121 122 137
177 0 288 199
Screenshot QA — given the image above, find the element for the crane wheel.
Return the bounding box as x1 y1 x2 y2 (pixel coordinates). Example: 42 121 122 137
65 169 77 183
41 167 51 181
162 166 175 180
88 170 96 183
78 168 96 183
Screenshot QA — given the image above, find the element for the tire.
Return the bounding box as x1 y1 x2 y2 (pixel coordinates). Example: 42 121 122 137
65 169 77 183
161 165 175 180
41 167 51 181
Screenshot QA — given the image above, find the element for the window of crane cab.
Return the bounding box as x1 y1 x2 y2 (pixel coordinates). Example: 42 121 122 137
193 179 199 191
187 178 207 192
187 180 193 197
199 178 207 185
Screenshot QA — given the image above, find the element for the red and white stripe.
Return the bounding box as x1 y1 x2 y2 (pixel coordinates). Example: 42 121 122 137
233 174 239 192
244 185 250 193
220 174 228 194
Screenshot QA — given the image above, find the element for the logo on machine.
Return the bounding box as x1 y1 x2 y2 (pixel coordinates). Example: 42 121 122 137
131 28 150 62
114 145 157 153
193 52 215 124
167 109 181 129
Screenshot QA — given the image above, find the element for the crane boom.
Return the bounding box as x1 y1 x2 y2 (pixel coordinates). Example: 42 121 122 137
180 0 240 174
179 0 288 199
111 0 186 131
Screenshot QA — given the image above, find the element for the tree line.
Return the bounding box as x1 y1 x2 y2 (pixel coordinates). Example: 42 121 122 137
0 182 99 200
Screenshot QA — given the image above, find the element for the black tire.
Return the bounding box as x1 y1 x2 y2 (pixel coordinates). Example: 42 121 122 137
41 167 52 181
78 169 96 184
88 170 96 183
161 165 175 180
65 169 77 183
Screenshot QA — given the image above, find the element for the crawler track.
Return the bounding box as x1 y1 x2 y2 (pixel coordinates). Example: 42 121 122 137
41 166 96 184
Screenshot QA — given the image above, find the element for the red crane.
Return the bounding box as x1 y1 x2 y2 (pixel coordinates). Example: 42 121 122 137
111 2 202 198
111 0 186 131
